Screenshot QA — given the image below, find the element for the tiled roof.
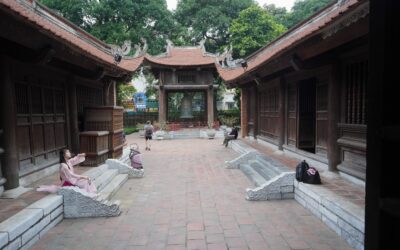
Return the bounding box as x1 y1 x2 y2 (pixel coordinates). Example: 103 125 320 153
0 0 143 72
217 0 365 84
145 47 217 67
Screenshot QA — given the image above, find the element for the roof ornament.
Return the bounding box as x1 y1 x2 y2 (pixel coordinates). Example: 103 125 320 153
166 39 174 55
218 44 238 68
199 39 206 54
110 40 131 64
133 38 148 57
141 38 148 54
216 44 246 69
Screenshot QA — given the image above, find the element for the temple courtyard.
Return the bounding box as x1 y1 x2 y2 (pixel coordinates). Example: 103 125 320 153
30 133 352 250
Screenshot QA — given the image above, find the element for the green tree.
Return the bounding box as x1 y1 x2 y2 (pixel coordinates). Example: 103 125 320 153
263 4 289 27
40 0 94 28
230 5 287 58
40 0 178 55
174 0 254 53
285 0 334 28
117 83 136 106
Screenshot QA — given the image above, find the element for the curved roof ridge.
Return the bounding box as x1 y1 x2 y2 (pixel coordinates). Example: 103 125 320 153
0 0 143 72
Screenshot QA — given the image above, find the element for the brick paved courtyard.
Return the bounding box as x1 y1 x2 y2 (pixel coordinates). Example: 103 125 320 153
32 134 352 250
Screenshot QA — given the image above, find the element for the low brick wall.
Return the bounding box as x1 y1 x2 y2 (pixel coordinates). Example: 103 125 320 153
294 180 364 250
0 195 63 250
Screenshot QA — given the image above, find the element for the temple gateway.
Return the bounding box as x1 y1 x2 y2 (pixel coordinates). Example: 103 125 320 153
143 40 220 127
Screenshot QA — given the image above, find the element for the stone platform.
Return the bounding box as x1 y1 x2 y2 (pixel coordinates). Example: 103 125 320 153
228 139 365 250
0 148 142 249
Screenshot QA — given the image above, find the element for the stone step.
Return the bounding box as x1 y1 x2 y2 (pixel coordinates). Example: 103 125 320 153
239 164 267 187
93 169 119 192
85 164 109 181
255 154 291 173
98 174 128 201
248 160 277 181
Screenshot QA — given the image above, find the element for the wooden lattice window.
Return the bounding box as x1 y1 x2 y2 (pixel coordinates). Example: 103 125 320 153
344 60 368 124
76 85 103 114
14 80 67 173
15 84 29 114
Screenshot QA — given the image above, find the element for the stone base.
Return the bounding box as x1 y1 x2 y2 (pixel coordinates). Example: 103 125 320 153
106 159 144 178
294 180 364 250
0 186 32 199
0 195 63 250
58 187 121 218
246 173 295 201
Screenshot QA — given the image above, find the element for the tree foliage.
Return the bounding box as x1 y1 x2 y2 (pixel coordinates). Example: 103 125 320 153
174 0 254 53
230 5 286 58
39 0 177 55
117 83 136 106
263 4 289 27
285 0 334 28
40 0 94 28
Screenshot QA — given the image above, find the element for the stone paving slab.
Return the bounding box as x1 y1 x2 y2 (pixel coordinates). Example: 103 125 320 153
31 133 353 250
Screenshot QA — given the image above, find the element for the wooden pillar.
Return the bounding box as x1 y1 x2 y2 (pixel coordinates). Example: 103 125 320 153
248 85 256 137
0 57 20 189
158 88 166 123
240 88 248 138
110 81 117 106
207 86 215 127
0 129 6 195
278 77 286 150
103 80 116 106
68 82 79 153
327 63 341 171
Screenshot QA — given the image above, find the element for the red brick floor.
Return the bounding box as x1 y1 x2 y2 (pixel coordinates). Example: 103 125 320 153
31 133 353 250
0 166 89 223
241 139 365 208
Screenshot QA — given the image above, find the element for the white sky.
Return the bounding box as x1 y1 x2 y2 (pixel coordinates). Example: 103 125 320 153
166 0 295 11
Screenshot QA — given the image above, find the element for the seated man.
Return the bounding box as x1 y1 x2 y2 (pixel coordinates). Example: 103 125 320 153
223 126 239 147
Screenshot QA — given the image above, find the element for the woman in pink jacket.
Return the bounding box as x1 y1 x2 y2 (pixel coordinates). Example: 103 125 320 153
37 149 97 194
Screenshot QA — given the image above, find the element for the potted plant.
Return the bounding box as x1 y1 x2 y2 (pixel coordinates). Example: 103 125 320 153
206 121 216 139
154 121 168 140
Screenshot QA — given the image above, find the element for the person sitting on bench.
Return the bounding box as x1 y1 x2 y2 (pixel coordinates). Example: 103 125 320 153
223 126 239 147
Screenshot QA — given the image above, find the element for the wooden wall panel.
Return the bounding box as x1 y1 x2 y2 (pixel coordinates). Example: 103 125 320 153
258 80 280 142
12 66 67 175
32 124 44 154
17 126 31 159
55 123 65 148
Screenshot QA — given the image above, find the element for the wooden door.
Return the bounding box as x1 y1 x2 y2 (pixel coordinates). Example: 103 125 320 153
297 78 316 153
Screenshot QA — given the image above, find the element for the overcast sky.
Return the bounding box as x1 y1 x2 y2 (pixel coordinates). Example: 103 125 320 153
166 0 296 11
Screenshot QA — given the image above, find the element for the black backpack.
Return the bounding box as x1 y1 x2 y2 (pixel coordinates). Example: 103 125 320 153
303 167 322 184
295 160 309 182
295 160 322 184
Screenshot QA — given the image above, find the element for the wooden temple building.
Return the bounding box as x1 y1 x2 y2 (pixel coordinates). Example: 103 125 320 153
143 41 219 127
0 0 143 195
217 0 369 183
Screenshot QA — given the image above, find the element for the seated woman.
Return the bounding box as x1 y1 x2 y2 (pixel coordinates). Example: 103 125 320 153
37 149 97 194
